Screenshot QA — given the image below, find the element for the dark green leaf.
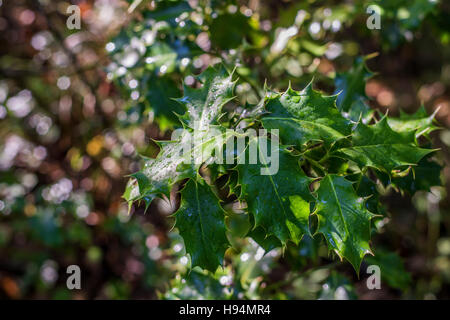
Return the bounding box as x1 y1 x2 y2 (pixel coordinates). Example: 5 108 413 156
315 174 374 271
334 117 435 174
236 136 314 245
174 179 230 272
262 83 352 150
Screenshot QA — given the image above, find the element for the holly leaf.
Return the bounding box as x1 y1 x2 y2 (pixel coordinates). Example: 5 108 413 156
143 0 192 25
174 179 230 272
387 105 439 138
315 174 375 272
376 156 443 195
177 64 235 130
394 158 442 194
247 226 281 253
124 65 236 209
262 83 352 150
334 117 435 174
236 136 314 245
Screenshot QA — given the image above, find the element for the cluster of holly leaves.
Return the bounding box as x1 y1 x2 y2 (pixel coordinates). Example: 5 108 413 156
123 57 442 274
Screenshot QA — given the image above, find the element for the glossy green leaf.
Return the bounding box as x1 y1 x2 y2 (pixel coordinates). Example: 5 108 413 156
365 249 411 290
177 65 235 130
124 126 235 208
209 13 252 50
236 136 314 245
377 156 443 194
262 83 352 150
162 268 234 300
319 271 357 300
334 117 435 174
315 174 374 271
